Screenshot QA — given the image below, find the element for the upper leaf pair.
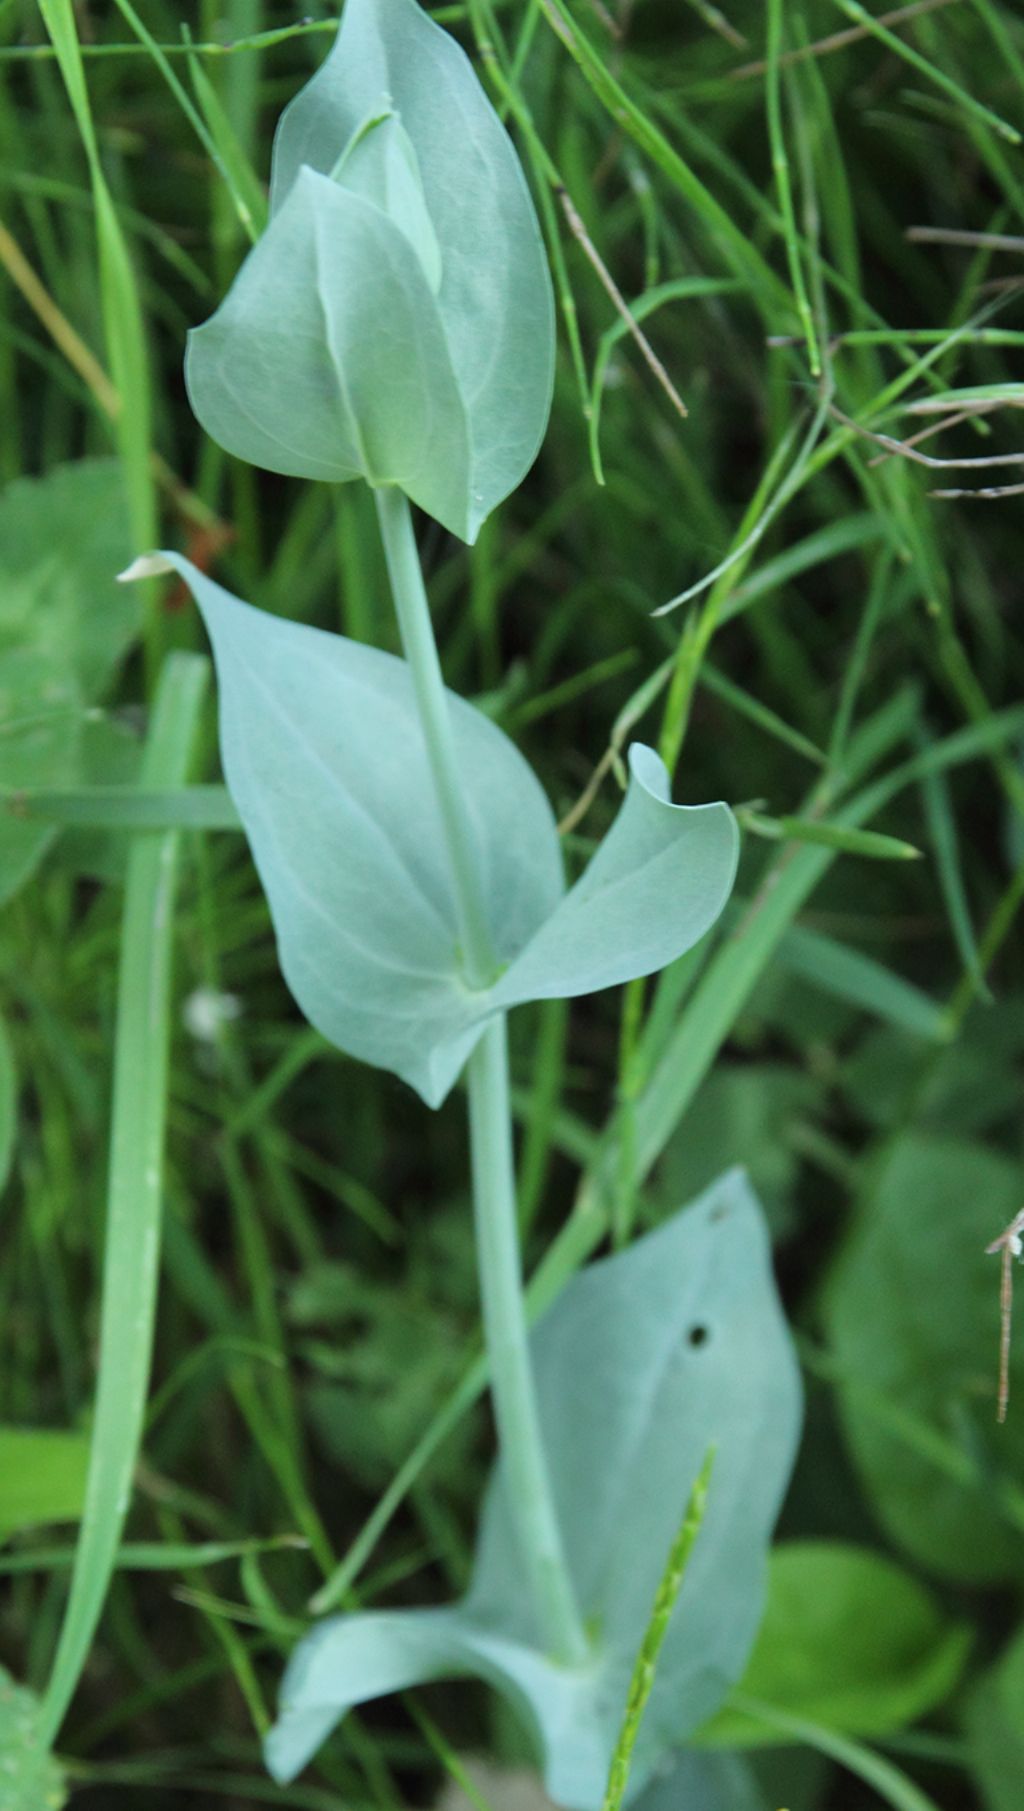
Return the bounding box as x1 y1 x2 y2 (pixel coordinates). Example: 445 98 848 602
131 555 739 1108
186 0 554 543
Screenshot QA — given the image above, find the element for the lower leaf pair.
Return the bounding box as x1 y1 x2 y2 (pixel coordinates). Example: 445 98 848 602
267 1171 802 1807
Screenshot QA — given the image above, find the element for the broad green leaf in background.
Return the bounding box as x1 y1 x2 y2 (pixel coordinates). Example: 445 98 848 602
0 650 80 908
52 711 143 887
187 0 554 542
654 1064 820 1235
127 557 738 1108
266 1171 802 1807
964 1622 1024 1811
839 1012 1024 1137
775 924 949 1043
0 461 137 695
0 1428 90 1539
825 1136 1024 1582
0 461 136 904
0 1668 66 1811
699 1543 971 1745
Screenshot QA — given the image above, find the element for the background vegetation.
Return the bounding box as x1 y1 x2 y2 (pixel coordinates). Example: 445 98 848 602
2 0 1024 1806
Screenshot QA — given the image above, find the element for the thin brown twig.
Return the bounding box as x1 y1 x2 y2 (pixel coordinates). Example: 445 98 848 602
906 392 1024 414
906 225 1024 254
686 0 747 50
986 1210 1024 1422
558 745 617 835
584 0 622 39
555 185 689 420
0 216 227 536
728 0 960 82
829 403 1024 470
0 216 119 416
974 276 1024 300
930 478 1024 499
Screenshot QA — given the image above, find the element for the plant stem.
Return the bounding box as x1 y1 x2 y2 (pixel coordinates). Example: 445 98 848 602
467 1018 589 1663
373 486 588 1665
374 485 496 990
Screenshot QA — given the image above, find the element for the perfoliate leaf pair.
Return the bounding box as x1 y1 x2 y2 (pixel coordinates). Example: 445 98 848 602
185 0 554 542
265 1172 803 1807
128 555 739 1108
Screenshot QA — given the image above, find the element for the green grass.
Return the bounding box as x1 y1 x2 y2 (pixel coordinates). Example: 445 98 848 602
2 2 1024 1808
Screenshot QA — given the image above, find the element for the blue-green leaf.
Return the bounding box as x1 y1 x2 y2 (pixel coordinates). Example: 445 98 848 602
274 0 553 523
188 0 554 540
490 744 737 1008
266 1608 610 1798
266 1171 802 1806
633 1752 767 1811
332 110 442 293
185 168 472 537
127 558 738 1108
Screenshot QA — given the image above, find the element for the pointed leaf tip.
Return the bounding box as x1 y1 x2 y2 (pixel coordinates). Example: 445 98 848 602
488 743 739 1010
118 553 176 584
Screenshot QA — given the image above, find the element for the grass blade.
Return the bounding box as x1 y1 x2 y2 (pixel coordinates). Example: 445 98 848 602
776 924 950 1040
38 652 208 1744
602 1446 716 1811
832 0 1021 145
37 0 158 667
766 0 821 372
725 1694 944 1811
106 0 263 244
743 812 923 860
2 784 241 831
916 729 991 999
536 0 790 307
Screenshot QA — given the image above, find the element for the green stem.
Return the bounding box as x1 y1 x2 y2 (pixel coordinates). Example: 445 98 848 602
467 1018 589 1663
374 486 496 989
373 486 587 1665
